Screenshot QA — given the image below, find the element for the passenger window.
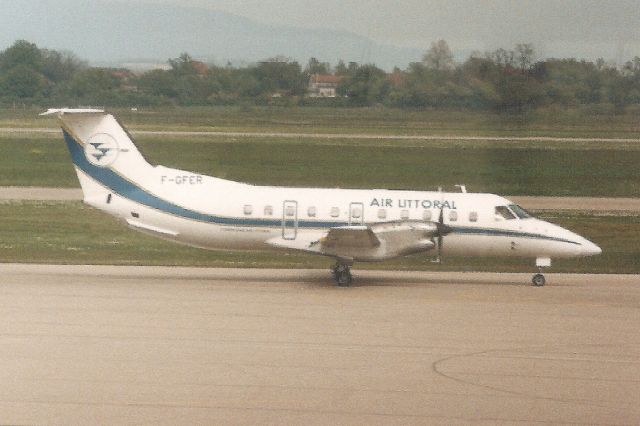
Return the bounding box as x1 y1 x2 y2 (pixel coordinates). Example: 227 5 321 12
378 209 387 219
423 210 432 221
285 206 295 217
244 205 253 215
469 211 478 222
400 209 410 220
330 207 340 217
307 206 317 217
351 207 362 218
495 206 516 220
449 210 458 221
264 205 273 216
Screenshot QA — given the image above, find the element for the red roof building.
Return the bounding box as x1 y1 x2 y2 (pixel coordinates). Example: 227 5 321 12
308 74 342 97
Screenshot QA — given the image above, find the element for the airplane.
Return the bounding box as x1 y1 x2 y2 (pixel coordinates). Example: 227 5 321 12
42 108 602 287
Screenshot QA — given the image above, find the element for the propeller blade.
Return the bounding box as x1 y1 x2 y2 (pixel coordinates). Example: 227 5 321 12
432 189 451 263
436 205 445 262
435 221 452 236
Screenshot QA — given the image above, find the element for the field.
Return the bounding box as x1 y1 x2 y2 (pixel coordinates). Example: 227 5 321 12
1 133 640 196
0 106 638 273
3 106 640 137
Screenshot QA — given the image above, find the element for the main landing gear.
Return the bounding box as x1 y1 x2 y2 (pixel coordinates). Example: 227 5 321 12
331 262 352 287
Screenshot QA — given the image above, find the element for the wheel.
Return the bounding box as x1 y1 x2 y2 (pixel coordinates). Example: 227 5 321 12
333 264 352 287
336 267 352 287
532 273 546 287
336 271 352 287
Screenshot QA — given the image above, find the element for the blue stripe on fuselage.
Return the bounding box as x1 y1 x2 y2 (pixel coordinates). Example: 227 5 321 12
63 130 580 245
450 226 580 245
63 130 345 228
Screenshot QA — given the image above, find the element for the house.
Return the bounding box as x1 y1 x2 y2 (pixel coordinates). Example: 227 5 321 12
190 60 209 77
308 74 341 97
110 69 138 91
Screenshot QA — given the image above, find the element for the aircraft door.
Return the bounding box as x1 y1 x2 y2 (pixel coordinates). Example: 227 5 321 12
349 202 364 225
282 200 298 240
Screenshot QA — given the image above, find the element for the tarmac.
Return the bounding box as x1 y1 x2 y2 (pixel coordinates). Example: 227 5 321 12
1 265 639 425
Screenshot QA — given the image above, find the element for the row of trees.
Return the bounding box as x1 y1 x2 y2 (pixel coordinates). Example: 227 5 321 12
1 39 639 111
339 41 640 111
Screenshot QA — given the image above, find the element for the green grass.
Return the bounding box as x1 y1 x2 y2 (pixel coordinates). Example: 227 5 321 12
0 136 78 187
3 106 640 138
0 201 638 273
1 134 639 197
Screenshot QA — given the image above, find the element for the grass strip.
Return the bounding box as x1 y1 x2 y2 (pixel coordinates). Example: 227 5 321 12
1 135 639 197
2 106 640 138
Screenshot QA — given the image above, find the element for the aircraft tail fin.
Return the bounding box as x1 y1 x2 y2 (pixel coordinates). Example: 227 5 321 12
42 108 153 205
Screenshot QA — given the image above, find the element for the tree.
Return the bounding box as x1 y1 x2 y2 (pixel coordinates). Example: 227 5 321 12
461 55 501 82
169 53 199 76
0 40 42 72
623 56 640 76
515 43 535 72
41 49 86 83
69 68 119 98
253 59 306 96
334 60 348 76
138 69 178 98
492 48 515 69
305 57 330 75
497 74 546 111
422 40 454 71
337 64 389 106
0 64 45 98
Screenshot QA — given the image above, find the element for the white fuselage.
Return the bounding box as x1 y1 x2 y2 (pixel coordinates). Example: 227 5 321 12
76 164 600 261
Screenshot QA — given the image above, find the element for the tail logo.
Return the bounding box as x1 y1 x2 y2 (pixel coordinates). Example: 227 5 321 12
84 133 119 167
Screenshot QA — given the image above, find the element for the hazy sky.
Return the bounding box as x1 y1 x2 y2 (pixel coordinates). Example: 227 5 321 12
138 0 640 62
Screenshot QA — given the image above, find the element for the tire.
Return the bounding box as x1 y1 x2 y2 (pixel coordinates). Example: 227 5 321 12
532 273 546 287
337 270 352 287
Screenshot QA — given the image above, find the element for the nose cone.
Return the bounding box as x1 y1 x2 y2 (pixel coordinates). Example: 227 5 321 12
581 239 602 256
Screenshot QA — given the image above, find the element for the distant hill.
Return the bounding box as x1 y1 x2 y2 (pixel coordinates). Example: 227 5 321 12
1 0 423 70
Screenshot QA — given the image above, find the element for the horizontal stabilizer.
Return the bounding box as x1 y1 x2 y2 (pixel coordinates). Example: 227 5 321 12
40 108 105 116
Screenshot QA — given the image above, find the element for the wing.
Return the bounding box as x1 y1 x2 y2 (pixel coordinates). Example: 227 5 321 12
322 225 381 249
266 220 438 261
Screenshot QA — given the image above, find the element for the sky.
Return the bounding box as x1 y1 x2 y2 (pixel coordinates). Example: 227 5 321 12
138 0 640 63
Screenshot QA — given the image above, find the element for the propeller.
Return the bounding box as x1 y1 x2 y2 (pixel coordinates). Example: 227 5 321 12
432 189 452 263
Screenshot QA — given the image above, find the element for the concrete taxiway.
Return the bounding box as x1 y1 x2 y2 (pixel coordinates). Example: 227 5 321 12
1 264 639 425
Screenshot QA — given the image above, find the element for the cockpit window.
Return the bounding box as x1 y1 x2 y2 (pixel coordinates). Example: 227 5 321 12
495 206 516 220
509 204 532 219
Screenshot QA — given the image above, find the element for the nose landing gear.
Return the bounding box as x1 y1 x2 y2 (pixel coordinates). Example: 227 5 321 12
532 272 546 286
532 257 551 287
